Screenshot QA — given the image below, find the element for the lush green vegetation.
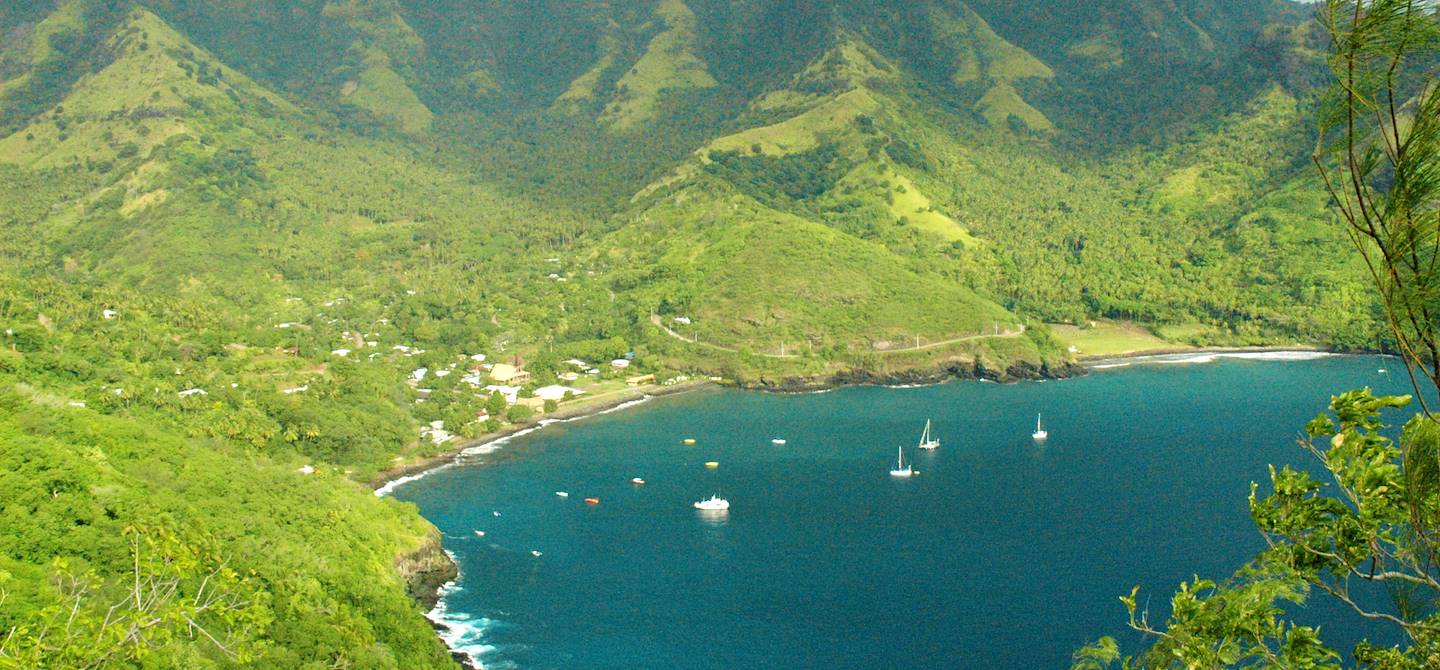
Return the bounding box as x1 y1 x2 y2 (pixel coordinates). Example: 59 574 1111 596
1076 3 1440 667
0 0 1401 666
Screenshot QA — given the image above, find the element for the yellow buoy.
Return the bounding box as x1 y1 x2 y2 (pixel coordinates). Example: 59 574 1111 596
705 461 719 469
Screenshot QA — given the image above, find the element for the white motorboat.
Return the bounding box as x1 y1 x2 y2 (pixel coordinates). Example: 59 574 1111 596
693 494 730 511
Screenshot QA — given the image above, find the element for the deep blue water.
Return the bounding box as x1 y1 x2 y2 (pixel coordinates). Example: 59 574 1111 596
390 354 1412 669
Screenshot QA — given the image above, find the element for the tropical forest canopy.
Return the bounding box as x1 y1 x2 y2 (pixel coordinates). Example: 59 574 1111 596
0 0 1399 666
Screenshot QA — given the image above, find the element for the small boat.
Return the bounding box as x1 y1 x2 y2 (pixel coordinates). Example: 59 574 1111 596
631 477 646 485
705 461 719 469
584 497 600 505
1032 414 1048 441
693 494 730 511
889 446 914 477
683 438 697 445
531 550 543 557
492 511 502 517
474 530 485 538
917 419 939 450
555 491 569 498
771 438 786 445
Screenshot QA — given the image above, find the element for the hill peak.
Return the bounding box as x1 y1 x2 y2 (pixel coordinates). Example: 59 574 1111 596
0 7 290 168
597 0 717 130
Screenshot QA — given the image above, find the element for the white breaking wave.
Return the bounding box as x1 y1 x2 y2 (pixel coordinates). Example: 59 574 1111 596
1090 362 1132 370
1218 351 1337 362
1154 354 1219 365
1088 350 1338 369
373 464 455 497
427 552 504 668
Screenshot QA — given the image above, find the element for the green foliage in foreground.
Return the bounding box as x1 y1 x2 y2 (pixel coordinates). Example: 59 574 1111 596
0 388 453 668
0 1 1403 666
1076 390 1440 668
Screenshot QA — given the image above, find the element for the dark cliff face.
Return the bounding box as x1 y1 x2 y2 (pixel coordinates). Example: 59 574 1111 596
396 530 457 612
744 356 1088 392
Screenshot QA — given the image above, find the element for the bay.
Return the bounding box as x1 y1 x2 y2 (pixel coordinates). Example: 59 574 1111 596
392 354 1410 668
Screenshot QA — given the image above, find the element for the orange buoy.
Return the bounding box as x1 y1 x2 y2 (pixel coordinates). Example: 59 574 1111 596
584 497 600 505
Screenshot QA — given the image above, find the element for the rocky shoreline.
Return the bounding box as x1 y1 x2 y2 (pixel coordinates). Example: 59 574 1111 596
732 357 1088 393
386 345 1337 668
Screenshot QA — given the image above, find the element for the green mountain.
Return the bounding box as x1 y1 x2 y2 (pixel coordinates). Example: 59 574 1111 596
0 1 1378 666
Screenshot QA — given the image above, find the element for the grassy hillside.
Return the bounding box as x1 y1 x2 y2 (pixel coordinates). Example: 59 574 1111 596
0 0 1385 665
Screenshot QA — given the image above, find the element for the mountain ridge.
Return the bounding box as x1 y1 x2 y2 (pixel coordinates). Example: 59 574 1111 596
0 3 1382 665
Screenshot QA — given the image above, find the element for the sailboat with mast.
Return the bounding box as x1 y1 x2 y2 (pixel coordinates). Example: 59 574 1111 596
889 446 914 477
1032 414 1048 441
917 419 939 450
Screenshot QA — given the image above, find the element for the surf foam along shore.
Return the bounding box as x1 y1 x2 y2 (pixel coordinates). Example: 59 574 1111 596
1086 350 1338 369
426 551 505 670
375 394 667 498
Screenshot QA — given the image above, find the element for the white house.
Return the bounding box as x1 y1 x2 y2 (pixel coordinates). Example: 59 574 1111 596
411 367 429 382
102 309 118 320
331 348 351 357
610 359 631 369
178 388 208 397
420 420 454 445
534 385 583 401
564 358 589 368
673 316 691 325
483 384 521 404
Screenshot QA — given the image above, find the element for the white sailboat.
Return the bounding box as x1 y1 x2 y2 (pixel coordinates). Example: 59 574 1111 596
917 419 939 450
889 446 914 477
1032 414 1048 441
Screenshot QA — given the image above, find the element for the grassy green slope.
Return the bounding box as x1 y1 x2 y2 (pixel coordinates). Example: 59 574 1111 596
0 386 452 668
0 2 1390 665
607 180 1015 353
0 8 608 667
618 26 1376 353
600 36 1039 371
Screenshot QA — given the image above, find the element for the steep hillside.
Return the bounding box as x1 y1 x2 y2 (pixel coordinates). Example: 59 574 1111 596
0 1 1386 665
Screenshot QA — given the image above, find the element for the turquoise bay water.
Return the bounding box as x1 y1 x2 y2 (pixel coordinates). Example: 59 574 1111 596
391 354 1409 668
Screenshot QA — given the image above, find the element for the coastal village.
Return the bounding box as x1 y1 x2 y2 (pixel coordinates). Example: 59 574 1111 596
250 290 693 468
